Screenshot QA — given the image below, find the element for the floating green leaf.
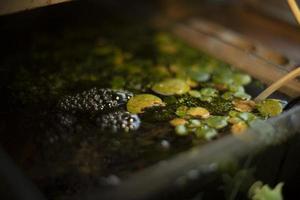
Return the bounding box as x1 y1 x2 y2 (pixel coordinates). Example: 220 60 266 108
187 119 202 128
199 88 219 102
195 125 218 140
231 121 248 135
127 94 164 114
205 116 229 129
175 106 189 117
169 118 187 126
199 88 218 97
233 73 251 85
186 107 210 118
233 91 251 100
257 99 283 117
248 181 284 200
152 79 190 96
175 125 188 136
229 84 245 93
188 68 211 82
238 112 257 122
188 90 201 98
222 92 234 100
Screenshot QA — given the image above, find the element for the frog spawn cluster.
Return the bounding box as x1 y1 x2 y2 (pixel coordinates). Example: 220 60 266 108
96 111 141 133
58 88 133 114
57 88 140 132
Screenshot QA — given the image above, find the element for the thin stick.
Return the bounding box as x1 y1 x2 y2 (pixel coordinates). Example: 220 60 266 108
255 1 300 101
255 67 300 101
287 0 300 24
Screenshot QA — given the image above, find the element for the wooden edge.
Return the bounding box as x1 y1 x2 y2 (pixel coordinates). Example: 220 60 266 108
189 18 295 69
172 21 300 97
244 0 298 26
0 0 72 16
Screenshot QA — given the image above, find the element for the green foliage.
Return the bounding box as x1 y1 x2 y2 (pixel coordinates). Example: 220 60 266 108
249 181 284 200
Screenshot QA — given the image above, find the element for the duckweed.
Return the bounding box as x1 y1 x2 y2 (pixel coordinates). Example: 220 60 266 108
170 118 187 126
127 94 165 114
212 72 234 85
199 88 218 102
200 96 214 103
188 90 201 98
248 181 284 200
222 92 235 100
233 100 256 112
238 112 257 122
228 117 243 124
233 73 251 85
257 99 283 117
229 110 240 117
152 79 190 96
188 70 211 82
199 88 218 97
175 106 189 117
213 83 228 91
229 85 245 93
231 121 248 135
186 107 210 119
205 116 229 129
187 119 202 128
175 125 189 136
195 125 218 140
228 110 256 123
186 80 199 88
233 91 251 100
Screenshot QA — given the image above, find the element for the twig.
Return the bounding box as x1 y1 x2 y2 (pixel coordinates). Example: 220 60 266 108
287 0 300 24
255 67 300 101
255 1 300 101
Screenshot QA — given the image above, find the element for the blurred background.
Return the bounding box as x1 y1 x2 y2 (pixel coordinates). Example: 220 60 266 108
0 1 300 200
